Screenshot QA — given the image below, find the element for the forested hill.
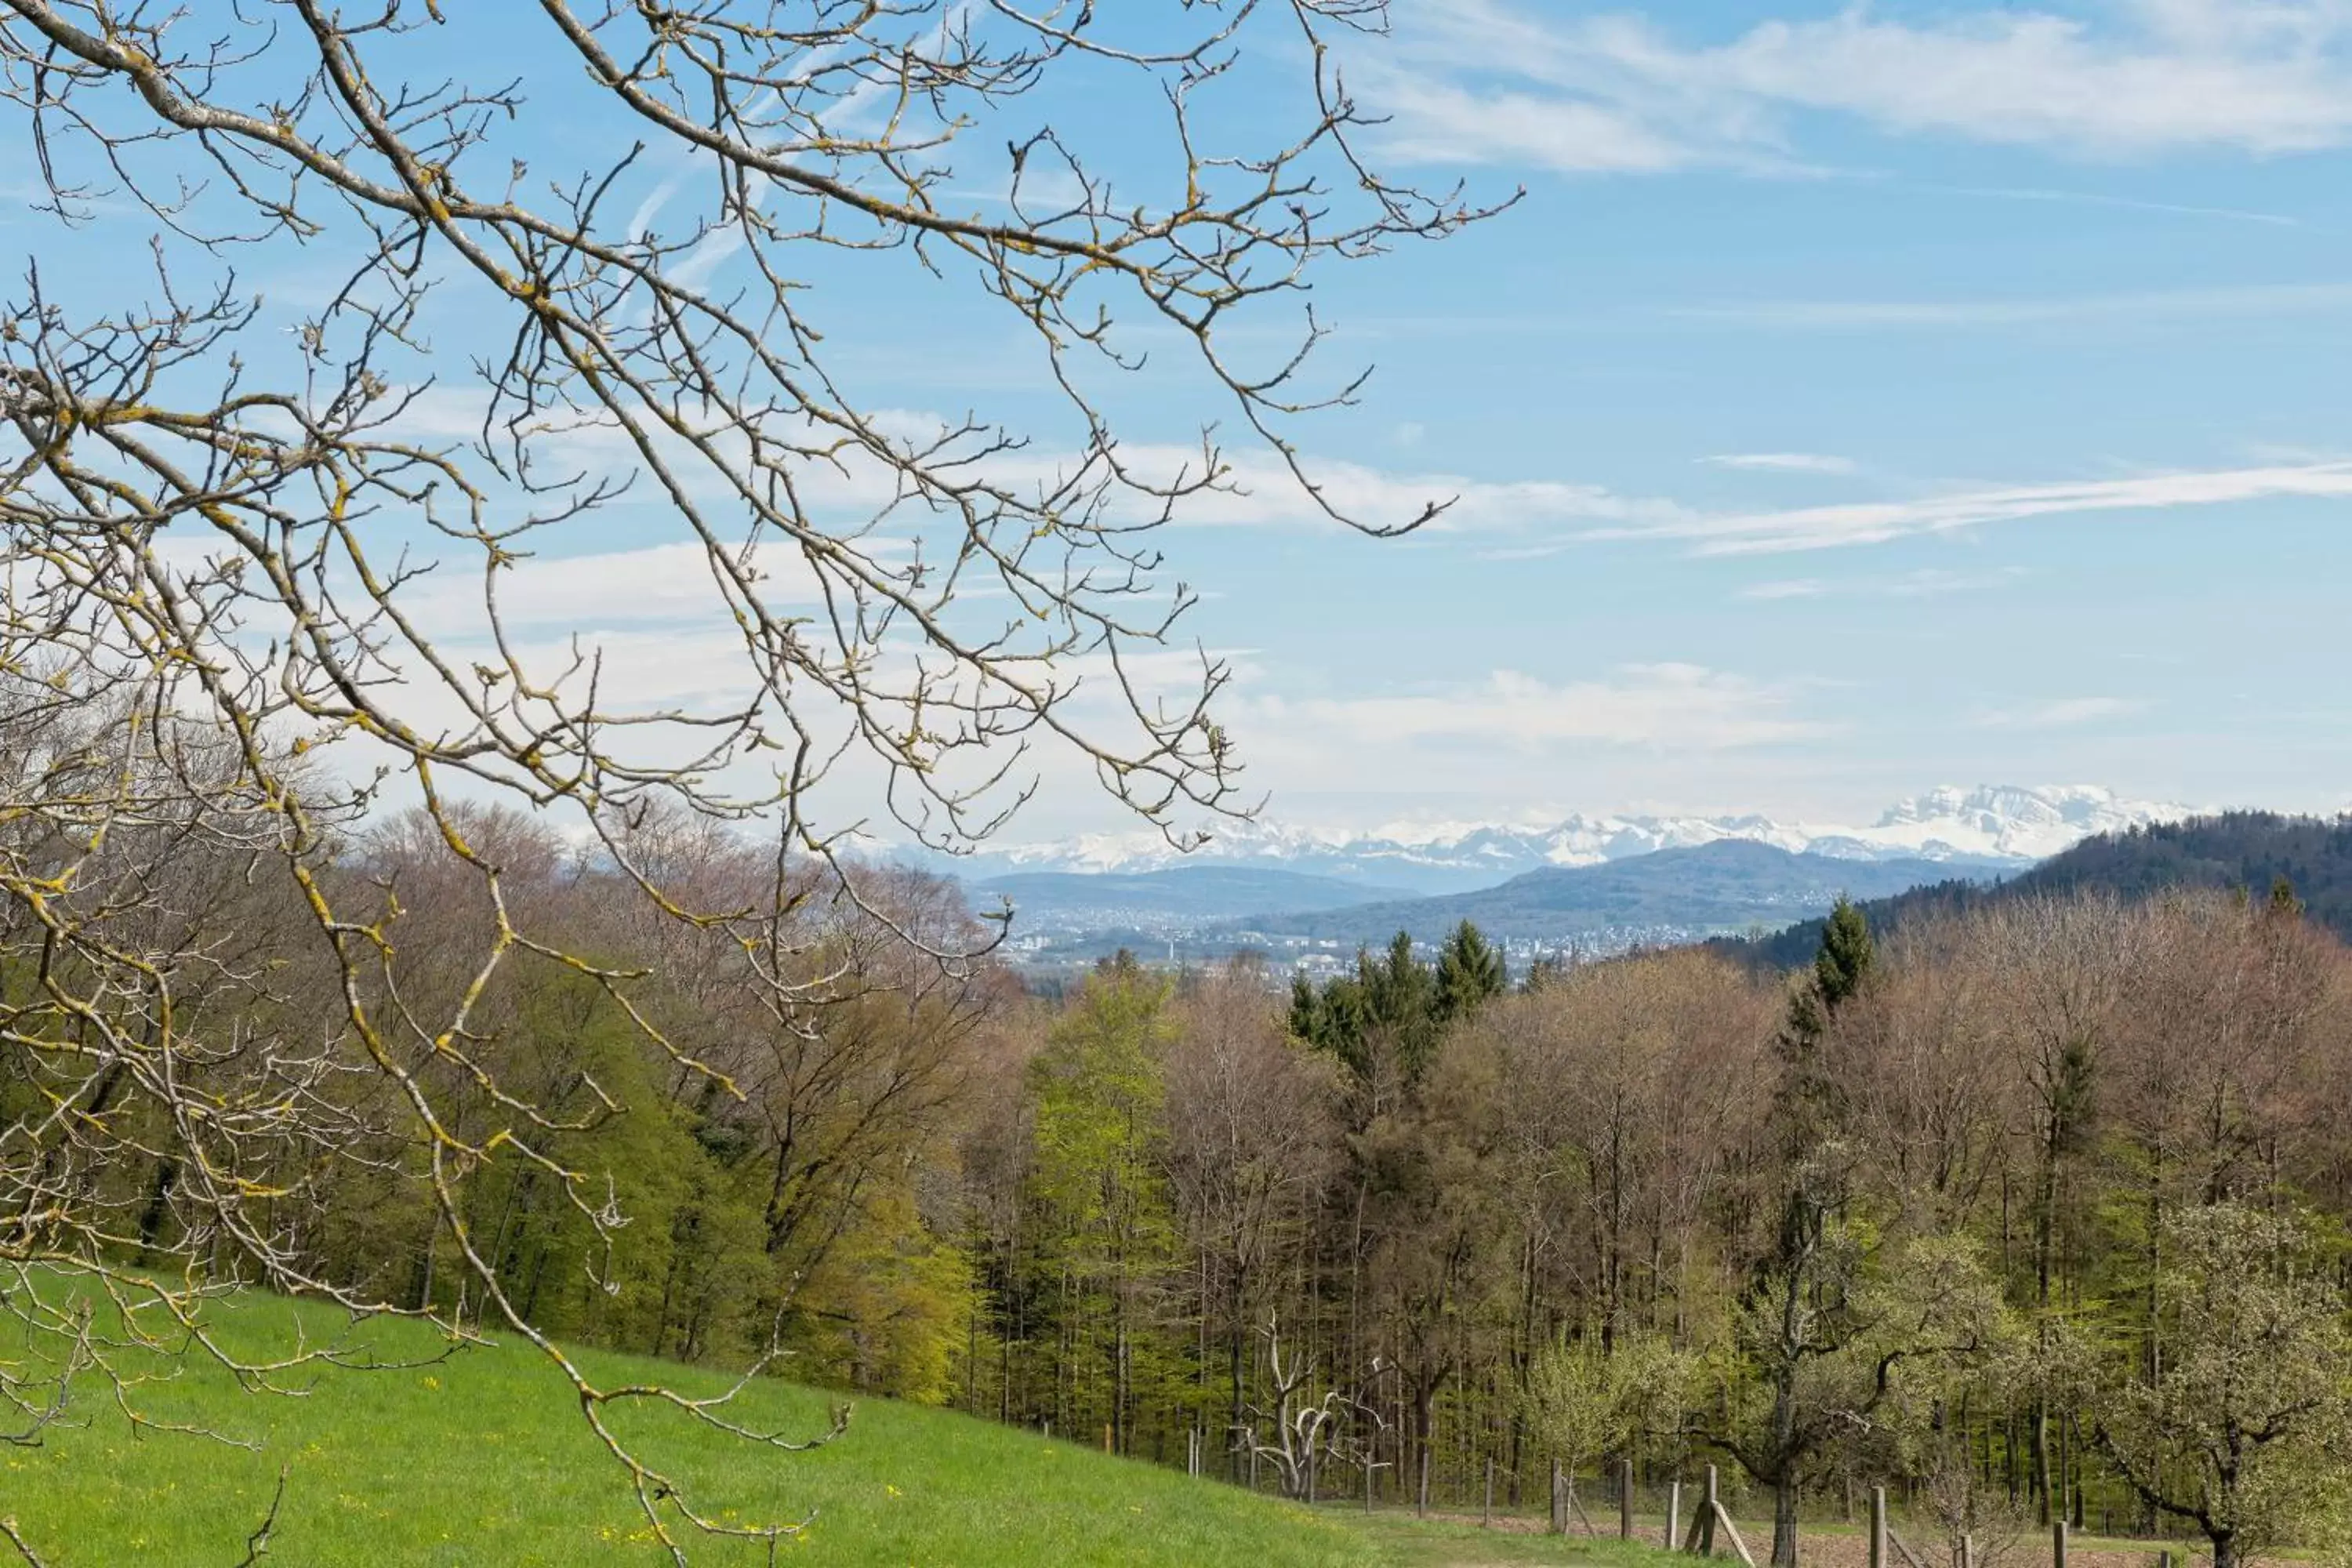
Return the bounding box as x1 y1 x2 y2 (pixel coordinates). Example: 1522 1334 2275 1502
1720 811 2352 970
1218 839 1959 946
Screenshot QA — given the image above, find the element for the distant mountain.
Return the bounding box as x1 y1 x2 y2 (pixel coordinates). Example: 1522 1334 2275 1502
911 785 2190 895
1215 840 1969 950
973 866 1409 932
1718 812 2352 971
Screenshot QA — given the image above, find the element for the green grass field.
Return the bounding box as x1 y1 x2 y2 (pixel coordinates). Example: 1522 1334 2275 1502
0 1291 1642 1566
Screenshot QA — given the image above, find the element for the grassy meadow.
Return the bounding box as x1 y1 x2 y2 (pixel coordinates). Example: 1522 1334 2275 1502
0 1289 1642 1566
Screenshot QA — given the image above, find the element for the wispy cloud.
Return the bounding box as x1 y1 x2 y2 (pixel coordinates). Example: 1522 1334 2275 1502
1602 460 2352 555
1917 182 2302 228
377 390 2352 575
1701 452 1859 475
381 384 1690 540
1976 697 2154 729
1675 281 2352 331
1237 663 1831 756
1737 568 2027 601
1373 0 2352 172
1737 579 1830 601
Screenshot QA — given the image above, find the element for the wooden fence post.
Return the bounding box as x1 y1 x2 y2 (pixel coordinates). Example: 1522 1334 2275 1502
1484 1458 1494 1529
1103 1424 1113 1454
1417 1446 1431 1519
1699 1465 1757 1568
1622 1458 1636 1539
1667 1480 1682 1553
1552 1461 1566 1535
1962 1536 1975 1568
2053 1519 2070 1568
1871 1486 1888 1568
1700 1465 1719 1558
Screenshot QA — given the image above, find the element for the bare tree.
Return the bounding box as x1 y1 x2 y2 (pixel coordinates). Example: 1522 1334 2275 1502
1164 956 1338 1469
1238 1312 1374 1502
0 2 1495 1555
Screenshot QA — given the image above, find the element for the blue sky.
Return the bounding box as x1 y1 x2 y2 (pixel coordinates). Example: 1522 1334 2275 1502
16 0 2352 843
685 0 2352 835
1131 0 2352 831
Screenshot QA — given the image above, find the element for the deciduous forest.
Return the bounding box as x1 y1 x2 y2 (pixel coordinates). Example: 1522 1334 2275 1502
23 777 2352 1568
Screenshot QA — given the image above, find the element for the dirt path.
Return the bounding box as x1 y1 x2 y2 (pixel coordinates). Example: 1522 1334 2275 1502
1349 1508 2202 1568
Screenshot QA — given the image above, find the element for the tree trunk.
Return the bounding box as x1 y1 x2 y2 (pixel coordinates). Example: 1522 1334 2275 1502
1768 1228 1806 1568
1773 1475 1800 1568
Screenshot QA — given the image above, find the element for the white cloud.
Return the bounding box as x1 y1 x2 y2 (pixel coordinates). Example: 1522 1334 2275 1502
1675 280 2352 330
1374 0 2352 172
1736 568 2025 600
1365 75 1707 173
1737 578 1828 601
1234 664 1830 754
378 385 1686 540
1918 182 2301 228
396 540 843 637
1599 459 2352 554
1977 697 2154 729
1701 452 1858 474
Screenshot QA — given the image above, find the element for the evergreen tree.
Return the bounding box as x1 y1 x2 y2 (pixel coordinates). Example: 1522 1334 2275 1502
1777 896 1871 1133
1748 895 1876 1567
2268 873 2303 919
1433 920 1507 1022
1813 895 1874 1008
1286 971 1323 1047
1363 931 1441 1086
1292 932 1448 1090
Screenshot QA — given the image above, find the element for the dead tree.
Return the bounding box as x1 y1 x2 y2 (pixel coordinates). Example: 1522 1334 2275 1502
1236 1315 1385 1503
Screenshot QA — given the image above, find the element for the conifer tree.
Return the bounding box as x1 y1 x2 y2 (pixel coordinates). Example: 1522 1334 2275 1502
1292 932 1448 1092
1434 920 1508 1022
1744 896 1877 1568
1784 896 1875 1051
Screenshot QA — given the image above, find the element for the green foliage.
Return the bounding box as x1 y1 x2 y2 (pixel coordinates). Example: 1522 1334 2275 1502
1289 930 1452 1089
1433 921 1507 1022
452 965 769 1363
1783 896 1872 1052
1522 1325 1688 1476
1023 964 1180 1446
1813 898 1875 1009
1028 964 1175 1263
1715 1219 2010 1566
2092 1201 2352 1565
793 1182 978 1406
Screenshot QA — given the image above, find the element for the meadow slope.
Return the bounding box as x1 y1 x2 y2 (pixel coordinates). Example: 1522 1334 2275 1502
0 1290 1383 1567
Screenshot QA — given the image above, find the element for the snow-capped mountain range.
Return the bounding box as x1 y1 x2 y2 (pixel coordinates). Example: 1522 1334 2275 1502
921 786 2194 896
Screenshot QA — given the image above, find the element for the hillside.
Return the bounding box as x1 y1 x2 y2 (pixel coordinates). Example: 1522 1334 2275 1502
0 1290 1383 1568
1219 840 1965 947
1719 811 2352 970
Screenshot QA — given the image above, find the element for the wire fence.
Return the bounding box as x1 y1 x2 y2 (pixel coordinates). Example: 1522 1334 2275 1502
1138 1434 2223 1568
